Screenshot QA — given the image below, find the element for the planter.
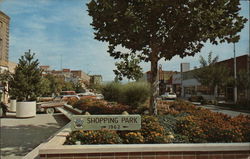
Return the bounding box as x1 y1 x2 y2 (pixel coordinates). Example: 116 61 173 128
9 99 17 112
37 123 250 159
16 101 36 118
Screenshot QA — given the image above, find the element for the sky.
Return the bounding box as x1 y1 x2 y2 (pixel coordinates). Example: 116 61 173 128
0 0 249 81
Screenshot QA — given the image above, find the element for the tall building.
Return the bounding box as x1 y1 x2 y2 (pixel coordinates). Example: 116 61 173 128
0 11 10 68
90 75 102 85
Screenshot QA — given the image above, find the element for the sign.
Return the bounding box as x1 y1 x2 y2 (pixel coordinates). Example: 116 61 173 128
71 115 141 131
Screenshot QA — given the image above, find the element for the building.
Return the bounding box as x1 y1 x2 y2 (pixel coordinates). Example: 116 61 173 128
90 75 102 85
0 11 10 69
0 11 10 103
142 69 178 95
178 54 250 101
8 61 17 74
40 66 91 88
71 70 90 86
172 73 182 97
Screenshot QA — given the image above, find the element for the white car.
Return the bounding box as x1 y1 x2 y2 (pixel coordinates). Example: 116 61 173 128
77 92 95 97
77 92 104 99
161 92 177 100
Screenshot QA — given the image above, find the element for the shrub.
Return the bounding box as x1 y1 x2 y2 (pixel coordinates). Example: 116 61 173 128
140 116 169 143
102 82 122 102
120 132 144 144
66 97 79 106
229 115 250 142
73 98 132 114
159 100 250 143
101 82 150 109
158 114 179 133
176 115 207 143
120 82 150 109
65 129 122 144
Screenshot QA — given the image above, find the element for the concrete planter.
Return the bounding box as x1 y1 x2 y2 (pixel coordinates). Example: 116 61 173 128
37 123 250 159
16 101 36 118
9 99 17 112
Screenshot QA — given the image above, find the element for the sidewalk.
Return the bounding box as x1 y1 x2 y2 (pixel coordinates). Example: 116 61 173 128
0 112 69 159
197 104 250 117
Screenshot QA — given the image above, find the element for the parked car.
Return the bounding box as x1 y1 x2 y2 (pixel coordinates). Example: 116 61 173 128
161 92 177 100
188 96 204 103
37 101 66 114
54 95 80 101
77 92 95 97
95 93 104 100
77 92 104 100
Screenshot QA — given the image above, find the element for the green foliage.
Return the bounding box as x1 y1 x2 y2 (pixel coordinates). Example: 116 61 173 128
73 98 132 114
65 103 250 144
159 100 250 143
0 69 12 83
40 77 51 96
9 50 43 101
237 70 250 90
42 74 63 96
119 132 145 144
88 83 103 93
74 82 86 93
101 82 150 109
62 81 74 91
193 52 231 95
121 82 150 109
65 115 171 145
65 129 122 145
140 116 169 143
114 55 143 81
87 0 247 114
101 82 122 102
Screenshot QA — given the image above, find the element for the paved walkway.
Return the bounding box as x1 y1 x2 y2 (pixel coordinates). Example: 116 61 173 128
0 113 69 159
197 105 250 117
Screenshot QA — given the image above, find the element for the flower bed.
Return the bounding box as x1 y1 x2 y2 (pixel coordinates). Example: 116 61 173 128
64 99 250 144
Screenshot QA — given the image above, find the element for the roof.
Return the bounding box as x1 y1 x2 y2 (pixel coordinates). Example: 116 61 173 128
0 11 10 20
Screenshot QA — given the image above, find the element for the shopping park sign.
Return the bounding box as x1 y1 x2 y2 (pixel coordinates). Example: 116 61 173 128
71 115 141 131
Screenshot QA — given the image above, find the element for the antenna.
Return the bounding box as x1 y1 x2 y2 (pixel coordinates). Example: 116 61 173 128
60 54 62 70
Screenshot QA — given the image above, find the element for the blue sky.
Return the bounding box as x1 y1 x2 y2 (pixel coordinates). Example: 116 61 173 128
0 0 249 81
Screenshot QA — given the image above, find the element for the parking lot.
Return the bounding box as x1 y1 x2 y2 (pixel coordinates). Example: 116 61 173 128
0 112 69 159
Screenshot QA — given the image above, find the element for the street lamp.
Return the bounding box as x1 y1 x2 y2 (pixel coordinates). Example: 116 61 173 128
233 43 237 104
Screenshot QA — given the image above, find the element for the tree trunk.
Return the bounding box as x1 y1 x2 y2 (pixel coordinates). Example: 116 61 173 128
149 55 158 115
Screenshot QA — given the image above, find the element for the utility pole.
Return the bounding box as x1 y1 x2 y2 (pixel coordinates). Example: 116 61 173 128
60 54 62 70
233 43 237 104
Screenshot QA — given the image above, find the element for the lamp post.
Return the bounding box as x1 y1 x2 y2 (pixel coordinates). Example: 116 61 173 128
233 43 237 104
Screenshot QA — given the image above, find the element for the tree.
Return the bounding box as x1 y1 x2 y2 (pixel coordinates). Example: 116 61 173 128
9 50 43 101
237 70 250 100
0 69 12 102
113 55 143 81
42 74 64 96
74 82 86 93
62 81 74 91
87 0 247 115
40 77 51 96
193 52 231 97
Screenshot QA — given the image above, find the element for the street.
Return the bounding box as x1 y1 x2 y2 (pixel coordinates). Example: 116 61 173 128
196 104 250 117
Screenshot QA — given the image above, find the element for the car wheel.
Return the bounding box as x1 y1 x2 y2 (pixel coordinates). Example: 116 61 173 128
46 108 55 114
